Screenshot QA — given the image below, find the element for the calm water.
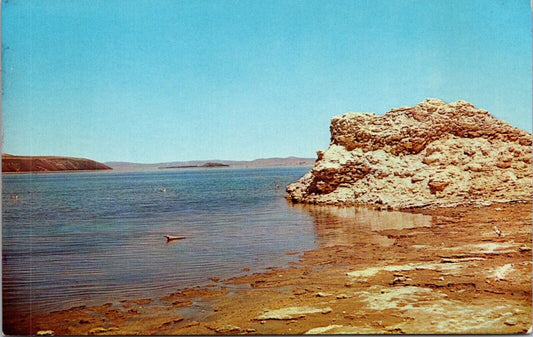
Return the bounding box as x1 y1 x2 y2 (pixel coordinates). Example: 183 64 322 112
2 167 319 316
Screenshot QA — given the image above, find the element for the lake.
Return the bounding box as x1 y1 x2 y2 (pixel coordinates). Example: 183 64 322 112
2 167 320 317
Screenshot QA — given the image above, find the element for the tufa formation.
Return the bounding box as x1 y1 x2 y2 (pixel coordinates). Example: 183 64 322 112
286 98 532 209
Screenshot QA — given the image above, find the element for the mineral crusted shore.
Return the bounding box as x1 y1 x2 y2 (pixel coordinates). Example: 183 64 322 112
286 98 532 209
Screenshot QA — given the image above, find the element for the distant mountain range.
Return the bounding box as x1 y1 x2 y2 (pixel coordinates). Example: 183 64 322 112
1 154 315 173
105 157 316 171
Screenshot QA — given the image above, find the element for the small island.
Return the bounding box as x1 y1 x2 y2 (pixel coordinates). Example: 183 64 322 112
158 162 229 169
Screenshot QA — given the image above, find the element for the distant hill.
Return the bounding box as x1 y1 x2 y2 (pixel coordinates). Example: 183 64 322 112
2 154 112 173
106 157 316 171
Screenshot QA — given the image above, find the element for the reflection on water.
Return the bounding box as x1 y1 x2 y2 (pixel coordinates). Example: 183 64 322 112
291 204 433 247
351 207 432 231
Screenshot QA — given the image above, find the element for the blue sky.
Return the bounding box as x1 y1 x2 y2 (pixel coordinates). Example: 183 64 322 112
2 0 531 163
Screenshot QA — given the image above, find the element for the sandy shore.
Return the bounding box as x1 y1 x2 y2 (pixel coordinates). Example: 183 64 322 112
7 202 532 335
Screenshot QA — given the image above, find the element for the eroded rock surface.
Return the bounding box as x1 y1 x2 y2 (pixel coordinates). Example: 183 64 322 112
287 98 532 209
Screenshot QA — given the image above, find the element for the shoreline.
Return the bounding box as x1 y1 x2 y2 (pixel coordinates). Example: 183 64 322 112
6 201 532 335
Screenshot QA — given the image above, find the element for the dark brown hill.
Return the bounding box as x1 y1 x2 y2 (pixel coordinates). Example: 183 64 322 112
2 154 112 173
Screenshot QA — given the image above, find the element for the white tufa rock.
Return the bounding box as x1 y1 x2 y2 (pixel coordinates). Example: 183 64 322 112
287 99 532 209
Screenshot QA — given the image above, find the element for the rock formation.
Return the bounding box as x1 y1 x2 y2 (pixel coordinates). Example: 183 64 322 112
2 154 112 173
287 98 532 209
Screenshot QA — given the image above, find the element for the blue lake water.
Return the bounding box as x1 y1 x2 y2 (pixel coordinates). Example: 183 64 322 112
2 167 319 317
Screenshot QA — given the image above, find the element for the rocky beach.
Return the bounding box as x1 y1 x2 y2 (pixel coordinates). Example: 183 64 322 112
6 99 532 335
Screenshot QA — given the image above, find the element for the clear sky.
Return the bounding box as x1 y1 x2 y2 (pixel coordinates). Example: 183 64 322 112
2 0 531 163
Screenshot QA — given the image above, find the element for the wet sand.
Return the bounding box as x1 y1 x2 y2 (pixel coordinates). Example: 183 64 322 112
7 202 532 335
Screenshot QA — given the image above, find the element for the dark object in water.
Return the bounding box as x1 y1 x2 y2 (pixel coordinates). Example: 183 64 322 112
164 235 186 242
